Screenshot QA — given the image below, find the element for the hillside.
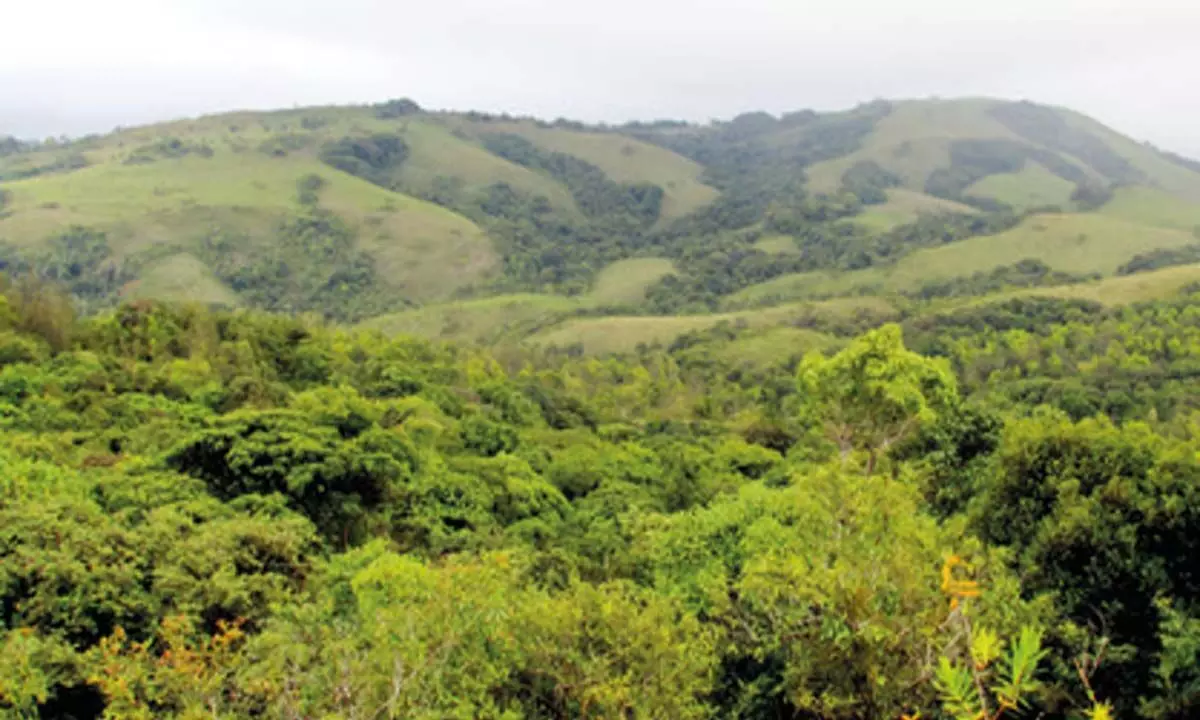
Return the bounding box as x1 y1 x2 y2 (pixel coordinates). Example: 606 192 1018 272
10 94 1200 720
3 96 1200 341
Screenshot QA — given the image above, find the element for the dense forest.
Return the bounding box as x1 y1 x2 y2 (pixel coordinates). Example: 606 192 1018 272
4 274 1200 719
5 94 1200 719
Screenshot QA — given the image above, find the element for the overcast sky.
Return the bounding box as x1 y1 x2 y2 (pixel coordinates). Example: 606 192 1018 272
2 0 1198 155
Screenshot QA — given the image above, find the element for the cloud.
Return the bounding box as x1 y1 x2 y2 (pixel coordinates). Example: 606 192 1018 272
1 0 1197 154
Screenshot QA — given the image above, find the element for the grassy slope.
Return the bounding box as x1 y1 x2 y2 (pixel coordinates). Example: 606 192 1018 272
806 99 1024 193
527 297 896 354
717 327 841 366
753 235 800 254
1099 186 1200 232
853 189 977 232
1004 263 1200 305
965 162 1077 210
126 253 241 306
728 213 1199 305
589 258 676 304
395 120 580 215
0 117 499 302
805 98 1108 195
478 121 720 223
358 294 581 345
1060 108 1200 203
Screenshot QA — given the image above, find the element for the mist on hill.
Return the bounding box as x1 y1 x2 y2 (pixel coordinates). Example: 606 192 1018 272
2 0 1199 157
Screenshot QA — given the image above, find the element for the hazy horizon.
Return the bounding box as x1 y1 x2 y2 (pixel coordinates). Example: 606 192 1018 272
3 0 1199 156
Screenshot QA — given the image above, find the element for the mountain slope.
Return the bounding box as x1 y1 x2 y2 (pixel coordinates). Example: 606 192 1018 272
3 96 1200 341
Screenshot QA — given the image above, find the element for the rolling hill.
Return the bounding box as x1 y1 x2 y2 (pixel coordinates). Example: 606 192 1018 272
3 96 1200 349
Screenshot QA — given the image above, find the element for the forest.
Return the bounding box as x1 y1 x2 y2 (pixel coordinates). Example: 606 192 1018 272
4 94 1200 720
3 273 1200 719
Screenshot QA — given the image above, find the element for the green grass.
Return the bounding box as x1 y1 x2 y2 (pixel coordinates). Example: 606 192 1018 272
853 189 977 232
753 235 800 254
475 121 720 223
527 297 897 354
806 99 1030 193
395 121 580 215
126 253 241 306
998 263 1200 306
588 258 676 304
0 142 497 303
1099 186 1200 232
965 162 1076 210
717 327 840 365
805 99 1110 195
1060 108 1200 203
729 212 1200 304
358 294 582 345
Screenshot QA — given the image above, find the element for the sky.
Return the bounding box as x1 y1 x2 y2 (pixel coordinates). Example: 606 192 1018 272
1 0 1198 155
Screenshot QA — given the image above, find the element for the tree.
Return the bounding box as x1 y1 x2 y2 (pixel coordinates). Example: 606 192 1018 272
797 324 958 474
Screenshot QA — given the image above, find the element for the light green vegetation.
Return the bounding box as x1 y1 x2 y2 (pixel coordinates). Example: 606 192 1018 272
1059 107 1200 202
394 120 580 215
528 297 897 354
716 326 840 365
806 99 1056 193
1006 263 1200 305
965 162 1076 210
361 256 679 344
1099 186 1200 231
753 234 800 254
730 212 1200 305
125 252 241 306
588 257 677 304
853 189 977 232
482 121 720 222
0 139 497 302
358 293 581 345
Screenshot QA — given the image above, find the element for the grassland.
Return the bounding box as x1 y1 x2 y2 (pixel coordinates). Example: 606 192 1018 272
716 327 841 366
965 162 1077 210
125 253 241 306
1099 186 1200 232
0 137 498 302
1003 263 1200 305
588 258 676 304
527 297 897 354
1060 108 1200 203
805 98 1107 195
358 294 582 345
806 99 1027 193
472 121 720 223
753 235 800 254
394 121 580 215
728 212 1200 305
853 189 977 231
358 257 677 344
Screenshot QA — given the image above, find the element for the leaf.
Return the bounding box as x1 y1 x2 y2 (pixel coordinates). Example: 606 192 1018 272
934 657 981 720
994 625 1047 710
970 626 1002 670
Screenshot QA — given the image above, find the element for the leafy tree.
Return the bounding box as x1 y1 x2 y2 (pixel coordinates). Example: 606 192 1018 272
798 324 958 473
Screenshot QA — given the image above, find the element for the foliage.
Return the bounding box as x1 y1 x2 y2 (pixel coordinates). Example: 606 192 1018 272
319 133 411 188
123 136 214 165
197 210 390 321
1117 244 1200 276
797 324 957 473
5 93 1200 720
482 133 664 228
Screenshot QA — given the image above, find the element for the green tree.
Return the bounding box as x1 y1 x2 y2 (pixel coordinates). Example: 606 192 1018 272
798 324 958 474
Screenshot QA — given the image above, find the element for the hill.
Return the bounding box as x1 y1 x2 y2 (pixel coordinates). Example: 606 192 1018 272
3 96 1200 341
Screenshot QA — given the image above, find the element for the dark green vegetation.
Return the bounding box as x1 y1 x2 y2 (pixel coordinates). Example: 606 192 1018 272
3 281 1200 717
5 94 1200 719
